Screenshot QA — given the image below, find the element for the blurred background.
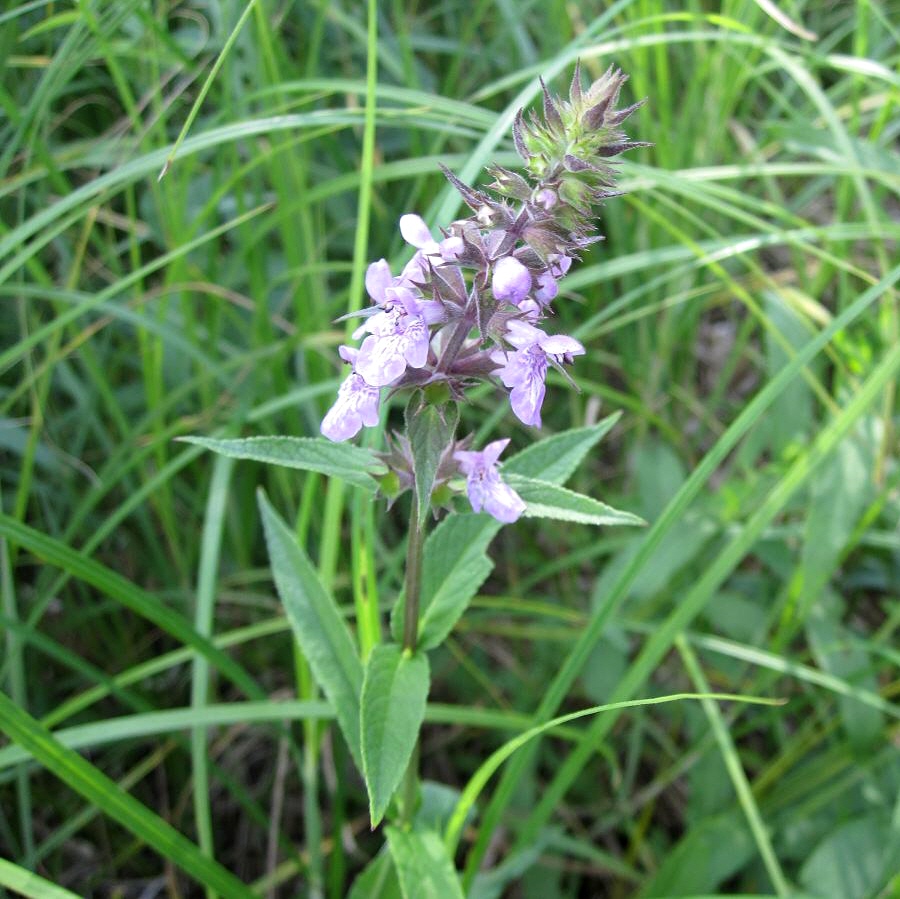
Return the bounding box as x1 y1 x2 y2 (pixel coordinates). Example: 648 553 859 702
1 1 899 896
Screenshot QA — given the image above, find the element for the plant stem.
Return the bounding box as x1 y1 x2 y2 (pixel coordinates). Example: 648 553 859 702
400 501 426 824
402 502 425 652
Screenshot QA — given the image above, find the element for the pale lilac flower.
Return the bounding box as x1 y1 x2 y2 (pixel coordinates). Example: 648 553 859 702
492 320 585 427
364 256 426 306
534 271 558 305
453 438 526 523
533 254 572 305
321 347 381 442
492 256 532 305
400 213 463 261
356 286 443 387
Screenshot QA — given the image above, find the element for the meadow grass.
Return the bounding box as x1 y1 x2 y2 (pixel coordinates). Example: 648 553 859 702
1 1 899 896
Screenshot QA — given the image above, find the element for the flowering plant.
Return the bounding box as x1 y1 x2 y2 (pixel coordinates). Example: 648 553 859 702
321 63 648 527
189 64 651 894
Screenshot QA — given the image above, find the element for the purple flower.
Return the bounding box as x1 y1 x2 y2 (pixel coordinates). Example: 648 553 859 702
356 310 429 388
492 256 532 305
399 213 463 261
453 438 526 523
533 254 572 305
364 257 423 306
321 347 381 442
492 320 585 427
534 271 558 305
356 274 445 387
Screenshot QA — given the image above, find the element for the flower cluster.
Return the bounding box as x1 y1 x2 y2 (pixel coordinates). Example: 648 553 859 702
321 64 645 522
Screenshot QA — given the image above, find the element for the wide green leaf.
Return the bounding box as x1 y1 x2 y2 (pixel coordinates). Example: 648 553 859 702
182 436 385 489
258 490 363 765
361 643 430 827
799 815 894 899
386 826 465 899
347 850 402 899
502 414 620 482
417 514 496 650
638 812 755 897
0 691 256 899
505 475 646 527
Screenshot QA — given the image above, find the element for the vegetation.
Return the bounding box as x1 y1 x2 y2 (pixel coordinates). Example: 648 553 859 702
1 1 898 896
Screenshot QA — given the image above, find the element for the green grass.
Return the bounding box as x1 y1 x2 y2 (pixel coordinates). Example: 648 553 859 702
2 1 899 897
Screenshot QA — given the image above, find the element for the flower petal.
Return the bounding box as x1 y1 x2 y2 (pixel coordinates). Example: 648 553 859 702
321 373 380 441
399 214 434 249
534 271 559 304
365 259 393 304
355 333 408 386
539 334 585 356
484 479 526 523
401 318 430 369
504 318 544 347
453 449 481 475
482 438 510 467
510 373 545 427
439 236 464 261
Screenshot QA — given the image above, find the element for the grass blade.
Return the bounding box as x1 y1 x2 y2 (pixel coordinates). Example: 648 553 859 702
0 691 257 899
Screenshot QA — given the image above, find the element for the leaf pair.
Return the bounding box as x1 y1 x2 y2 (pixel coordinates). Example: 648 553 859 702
259 492 427 827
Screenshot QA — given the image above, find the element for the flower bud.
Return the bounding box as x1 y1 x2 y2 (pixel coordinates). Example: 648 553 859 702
491 256 532 305
534 187 558 210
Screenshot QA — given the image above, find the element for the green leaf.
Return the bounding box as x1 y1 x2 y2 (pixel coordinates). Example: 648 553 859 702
417 514 496 650
806 593 884 752
0 692 256 899
638 812 755 897
502 414 620 483
361 643 430 827
386 826 465 899
799 815 893 899
407 401 457 520
258 490 363 766
181 436 385 489
0 858 84 899
347 850 402 899
390 513 496 650
796 419 877 625
504 475 646 527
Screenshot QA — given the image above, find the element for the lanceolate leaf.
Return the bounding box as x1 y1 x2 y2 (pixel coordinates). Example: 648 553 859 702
417 515 496 650
386 826 465 899
258 490 363 766
505 475 646 527
182 436 385 490
502 414 620 483
347 850 402 899
361 644 430 827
